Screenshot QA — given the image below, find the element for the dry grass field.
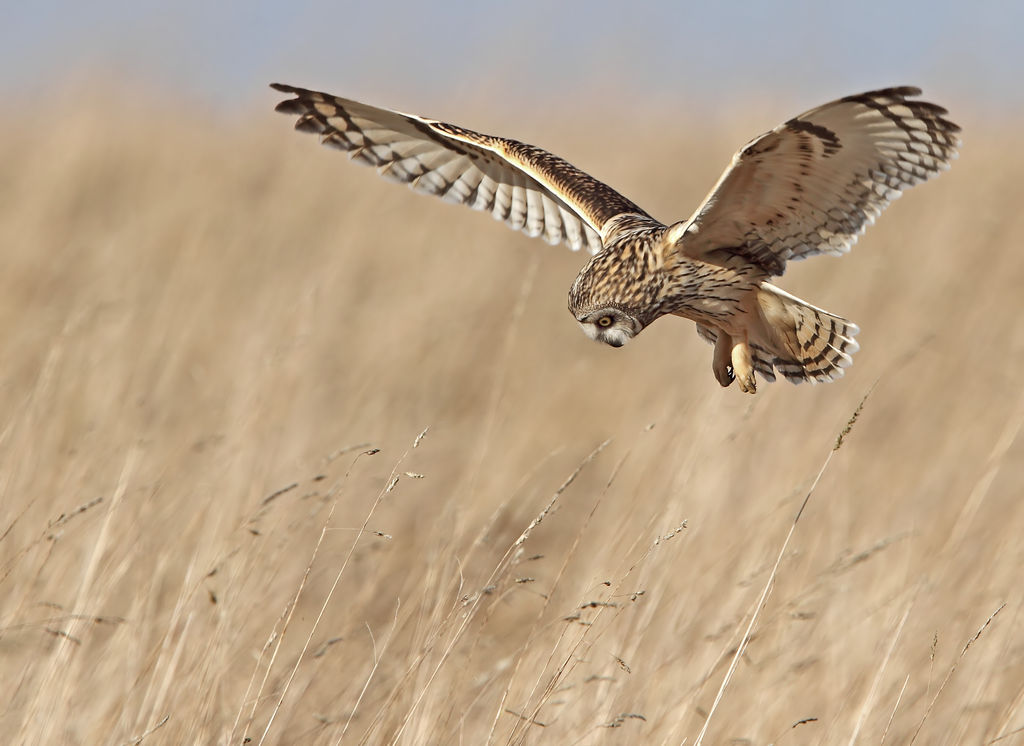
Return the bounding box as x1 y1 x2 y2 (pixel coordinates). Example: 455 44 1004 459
1 86 1022 745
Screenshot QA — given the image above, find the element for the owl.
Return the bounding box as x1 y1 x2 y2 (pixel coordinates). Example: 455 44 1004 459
272 84 959 393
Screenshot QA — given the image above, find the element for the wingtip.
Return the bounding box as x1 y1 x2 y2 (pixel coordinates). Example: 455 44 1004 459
844 85 923 103
272 84 311 115
883 85 924 98
274 99 305 115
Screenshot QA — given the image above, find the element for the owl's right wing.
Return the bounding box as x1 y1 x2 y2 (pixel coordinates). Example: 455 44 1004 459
272 84 652 255
674 87 960 276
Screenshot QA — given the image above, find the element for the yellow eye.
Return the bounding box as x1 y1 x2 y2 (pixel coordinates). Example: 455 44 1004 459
597 315 613 328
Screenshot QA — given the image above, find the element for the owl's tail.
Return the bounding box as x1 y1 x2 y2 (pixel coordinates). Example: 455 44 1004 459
697 283 861 385
751 282 860 384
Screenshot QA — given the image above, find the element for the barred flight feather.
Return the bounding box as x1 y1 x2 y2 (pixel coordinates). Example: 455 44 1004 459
678 86 960 277
271 83 652 254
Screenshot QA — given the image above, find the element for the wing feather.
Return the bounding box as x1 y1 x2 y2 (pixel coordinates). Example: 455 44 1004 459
676 87 961 276
272 83 650 254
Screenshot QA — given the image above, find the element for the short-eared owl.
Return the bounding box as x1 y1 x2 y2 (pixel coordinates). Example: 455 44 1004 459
272 84 959 393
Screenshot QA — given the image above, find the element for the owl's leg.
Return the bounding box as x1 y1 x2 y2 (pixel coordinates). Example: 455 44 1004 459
731 336 757 394
713 332 735 387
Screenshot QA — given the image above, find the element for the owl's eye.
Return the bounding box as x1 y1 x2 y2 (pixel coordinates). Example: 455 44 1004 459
597 315 613 328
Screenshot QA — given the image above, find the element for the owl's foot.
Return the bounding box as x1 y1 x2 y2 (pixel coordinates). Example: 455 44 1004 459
731 339 757 394
713 332 735 387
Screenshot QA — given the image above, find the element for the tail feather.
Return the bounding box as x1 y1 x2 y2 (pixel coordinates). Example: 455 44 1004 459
756 282 860 384
696 283 860 386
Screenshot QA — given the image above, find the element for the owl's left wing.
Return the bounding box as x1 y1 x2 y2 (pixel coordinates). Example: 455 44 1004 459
675 87 960 276
272 83 651 254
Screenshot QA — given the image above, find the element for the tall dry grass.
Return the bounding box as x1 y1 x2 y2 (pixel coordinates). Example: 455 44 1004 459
1 86 1022 745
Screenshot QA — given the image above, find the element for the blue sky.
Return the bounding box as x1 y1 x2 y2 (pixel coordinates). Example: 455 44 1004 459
3 1 1019 114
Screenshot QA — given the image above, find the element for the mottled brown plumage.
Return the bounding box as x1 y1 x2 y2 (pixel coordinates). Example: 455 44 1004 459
272 83 960 393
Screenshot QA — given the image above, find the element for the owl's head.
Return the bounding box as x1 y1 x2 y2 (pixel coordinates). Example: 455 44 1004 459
575 307 643 348
568 249 649 347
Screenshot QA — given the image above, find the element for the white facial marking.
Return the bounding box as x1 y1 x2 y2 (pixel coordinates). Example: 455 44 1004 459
578 321 600 341
600 328 630 348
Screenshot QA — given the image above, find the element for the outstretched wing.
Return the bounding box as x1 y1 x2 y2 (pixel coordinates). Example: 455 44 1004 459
271 83 651 254
676 87 961 276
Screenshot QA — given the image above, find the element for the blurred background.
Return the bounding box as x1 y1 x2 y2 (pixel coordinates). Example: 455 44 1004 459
2 3 1022 745
5 0 1023 114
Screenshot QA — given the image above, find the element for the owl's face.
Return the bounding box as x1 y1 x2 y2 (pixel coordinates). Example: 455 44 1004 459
576 308 642 348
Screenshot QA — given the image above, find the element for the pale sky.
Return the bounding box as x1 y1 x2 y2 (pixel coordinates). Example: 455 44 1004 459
3 0 1019 114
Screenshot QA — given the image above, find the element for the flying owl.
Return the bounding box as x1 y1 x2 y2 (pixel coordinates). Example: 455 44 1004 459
272 83 959 393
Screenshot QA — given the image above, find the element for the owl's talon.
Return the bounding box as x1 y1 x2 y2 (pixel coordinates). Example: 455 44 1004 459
713 332 735 387
731 339 757 394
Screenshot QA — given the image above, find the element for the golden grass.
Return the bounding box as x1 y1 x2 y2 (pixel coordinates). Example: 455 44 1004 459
1 86 1022 745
